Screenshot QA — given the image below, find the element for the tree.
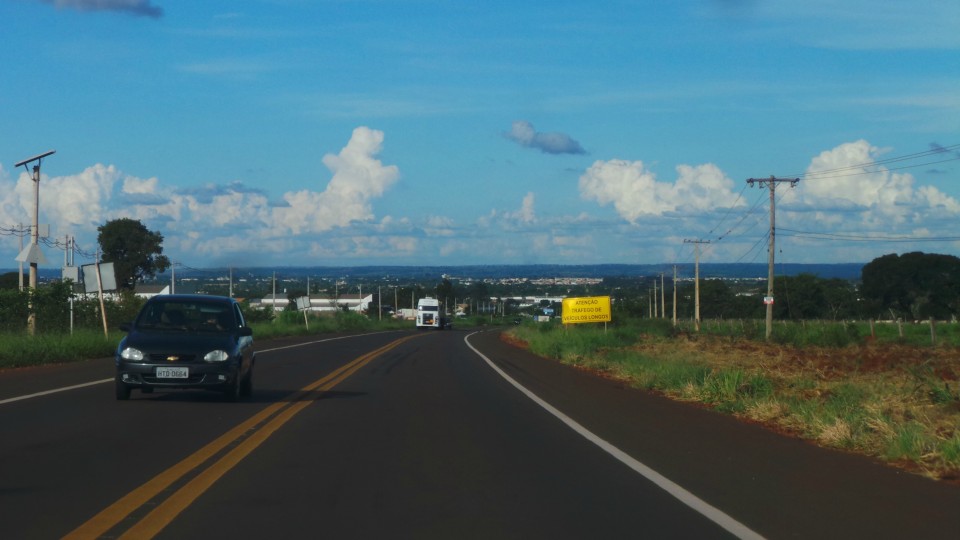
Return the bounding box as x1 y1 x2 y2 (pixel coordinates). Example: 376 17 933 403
435 278 454 312
97 218 171 291
861 252 960 319
0 272 20 290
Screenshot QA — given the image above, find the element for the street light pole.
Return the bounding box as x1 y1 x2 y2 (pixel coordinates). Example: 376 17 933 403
14 150 55 335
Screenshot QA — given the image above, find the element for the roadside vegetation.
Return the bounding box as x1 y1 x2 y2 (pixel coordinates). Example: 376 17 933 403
0 293 505 369
3 249 959 481
506 318 960 482
0 310 418 370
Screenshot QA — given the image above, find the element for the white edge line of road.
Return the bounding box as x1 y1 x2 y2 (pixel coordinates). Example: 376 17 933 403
464 331 765 540
0 332 397 407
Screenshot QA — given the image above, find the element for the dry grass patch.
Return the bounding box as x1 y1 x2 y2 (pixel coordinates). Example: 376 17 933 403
505 326 960 482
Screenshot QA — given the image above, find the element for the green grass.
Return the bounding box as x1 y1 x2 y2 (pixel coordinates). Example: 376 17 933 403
0 330 121 369
0 311 413 369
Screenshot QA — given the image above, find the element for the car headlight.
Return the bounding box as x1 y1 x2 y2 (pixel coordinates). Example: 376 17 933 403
204 350 230 362
120 347 144 361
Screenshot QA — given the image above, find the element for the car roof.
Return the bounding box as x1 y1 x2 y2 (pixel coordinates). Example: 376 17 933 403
147 294 236 305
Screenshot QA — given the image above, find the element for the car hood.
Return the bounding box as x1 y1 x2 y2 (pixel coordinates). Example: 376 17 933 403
120 330 239 355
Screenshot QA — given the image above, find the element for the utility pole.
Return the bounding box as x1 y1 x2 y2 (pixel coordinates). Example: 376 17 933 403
652 280 658 318
747 176 800 341
684 239 710 332
672 265 677 327
18 223 24 291
14 150 55 335
660 273 665 319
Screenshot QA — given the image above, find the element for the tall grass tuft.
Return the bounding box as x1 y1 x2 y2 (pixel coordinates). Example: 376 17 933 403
884 422 936 462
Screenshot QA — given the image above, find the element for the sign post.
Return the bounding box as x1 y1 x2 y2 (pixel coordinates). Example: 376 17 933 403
81 262 117 337
295 296 311 329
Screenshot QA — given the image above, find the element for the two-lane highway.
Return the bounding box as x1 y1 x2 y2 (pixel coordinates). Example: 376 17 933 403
2 329 958 539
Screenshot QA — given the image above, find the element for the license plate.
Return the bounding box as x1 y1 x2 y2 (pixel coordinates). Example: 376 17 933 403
156 366 189 379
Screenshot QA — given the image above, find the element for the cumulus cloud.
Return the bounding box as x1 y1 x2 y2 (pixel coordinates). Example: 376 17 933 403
0 164 122 235
579 160 740 223
272 127 399 234
507 192 537 224
0 127 401 264
40 0 163 18
790 140 960 227
505 121 586 155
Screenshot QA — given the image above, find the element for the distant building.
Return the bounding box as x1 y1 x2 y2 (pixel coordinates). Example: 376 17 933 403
255 293 374 313
133 284 171 299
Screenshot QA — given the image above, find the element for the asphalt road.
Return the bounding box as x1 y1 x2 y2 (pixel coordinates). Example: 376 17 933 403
1 328 958 539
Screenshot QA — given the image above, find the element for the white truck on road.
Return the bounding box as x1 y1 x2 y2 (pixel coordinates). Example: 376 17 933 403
416 297 448 330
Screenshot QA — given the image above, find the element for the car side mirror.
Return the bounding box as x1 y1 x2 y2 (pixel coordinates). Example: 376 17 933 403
239 326 253 337
118 323 132 332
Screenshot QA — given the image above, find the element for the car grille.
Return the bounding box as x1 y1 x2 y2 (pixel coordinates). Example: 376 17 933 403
142 374 207 384
148 354 197 363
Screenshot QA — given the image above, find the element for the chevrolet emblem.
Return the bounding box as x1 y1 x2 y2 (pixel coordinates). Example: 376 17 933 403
166 356 179 362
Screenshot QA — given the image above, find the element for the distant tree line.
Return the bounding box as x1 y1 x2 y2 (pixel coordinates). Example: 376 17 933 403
610 252 960 322
3 249 959 332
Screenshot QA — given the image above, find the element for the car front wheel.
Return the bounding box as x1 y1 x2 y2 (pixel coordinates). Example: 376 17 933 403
115 377 131 401
240 369 253 397
223 377 241 402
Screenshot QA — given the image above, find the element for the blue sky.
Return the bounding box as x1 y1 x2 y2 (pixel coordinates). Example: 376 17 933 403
1 0 958 271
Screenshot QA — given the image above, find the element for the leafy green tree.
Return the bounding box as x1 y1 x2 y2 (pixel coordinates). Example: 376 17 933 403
97 218 171 291
861 252 960 319
435 278 454 312
0 272 20 290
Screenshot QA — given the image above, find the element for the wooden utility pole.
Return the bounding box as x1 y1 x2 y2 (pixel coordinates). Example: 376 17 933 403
653 280 658 318
684 239 710 332
660 273 665 319
672 265 677 327
747 176 799 341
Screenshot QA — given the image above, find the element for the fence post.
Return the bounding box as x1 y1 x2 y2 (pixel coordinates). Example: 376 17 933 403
930 317 936 345
897 318 904 339
869 319 875 339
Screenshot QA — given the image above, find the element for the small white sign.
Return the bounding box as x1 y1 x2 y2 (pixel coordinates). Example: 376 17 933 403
81 262 118 293
763 296 774 305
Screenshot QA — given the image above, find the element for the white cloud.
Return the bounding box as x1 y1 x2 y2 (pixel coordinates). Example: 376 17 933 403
1 127 404 264
790 140 960 227
0 164 121 235
579 160 739 222
273 127 399 235
506 192 536 224
424 215 456 237
122 175 157 194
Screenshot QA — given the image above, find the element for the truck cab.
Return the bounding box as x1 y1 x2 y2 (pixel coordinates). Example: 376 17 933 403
416 297 448 330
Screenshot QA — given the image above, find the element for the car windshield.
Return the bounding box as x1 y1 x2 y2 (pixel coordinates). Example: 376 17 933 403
136 300 235 332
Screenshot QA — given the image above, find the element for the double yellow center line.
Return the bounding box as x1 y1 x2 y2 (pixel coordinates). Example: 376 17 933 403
66 334 418 540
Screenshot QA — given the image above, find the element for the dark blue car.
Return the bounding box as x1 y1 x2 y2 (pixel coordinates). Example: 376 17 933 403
115 295 255 401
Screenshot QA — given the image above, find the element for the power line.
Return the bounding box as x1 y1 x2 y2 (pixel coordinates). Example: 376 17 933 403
798 156 960 181
785 143 960 180
778 228 960 243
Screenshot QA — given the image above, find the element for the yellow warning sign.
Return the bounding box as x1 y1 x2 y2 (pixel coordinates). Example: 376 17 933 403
561 296 612 324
